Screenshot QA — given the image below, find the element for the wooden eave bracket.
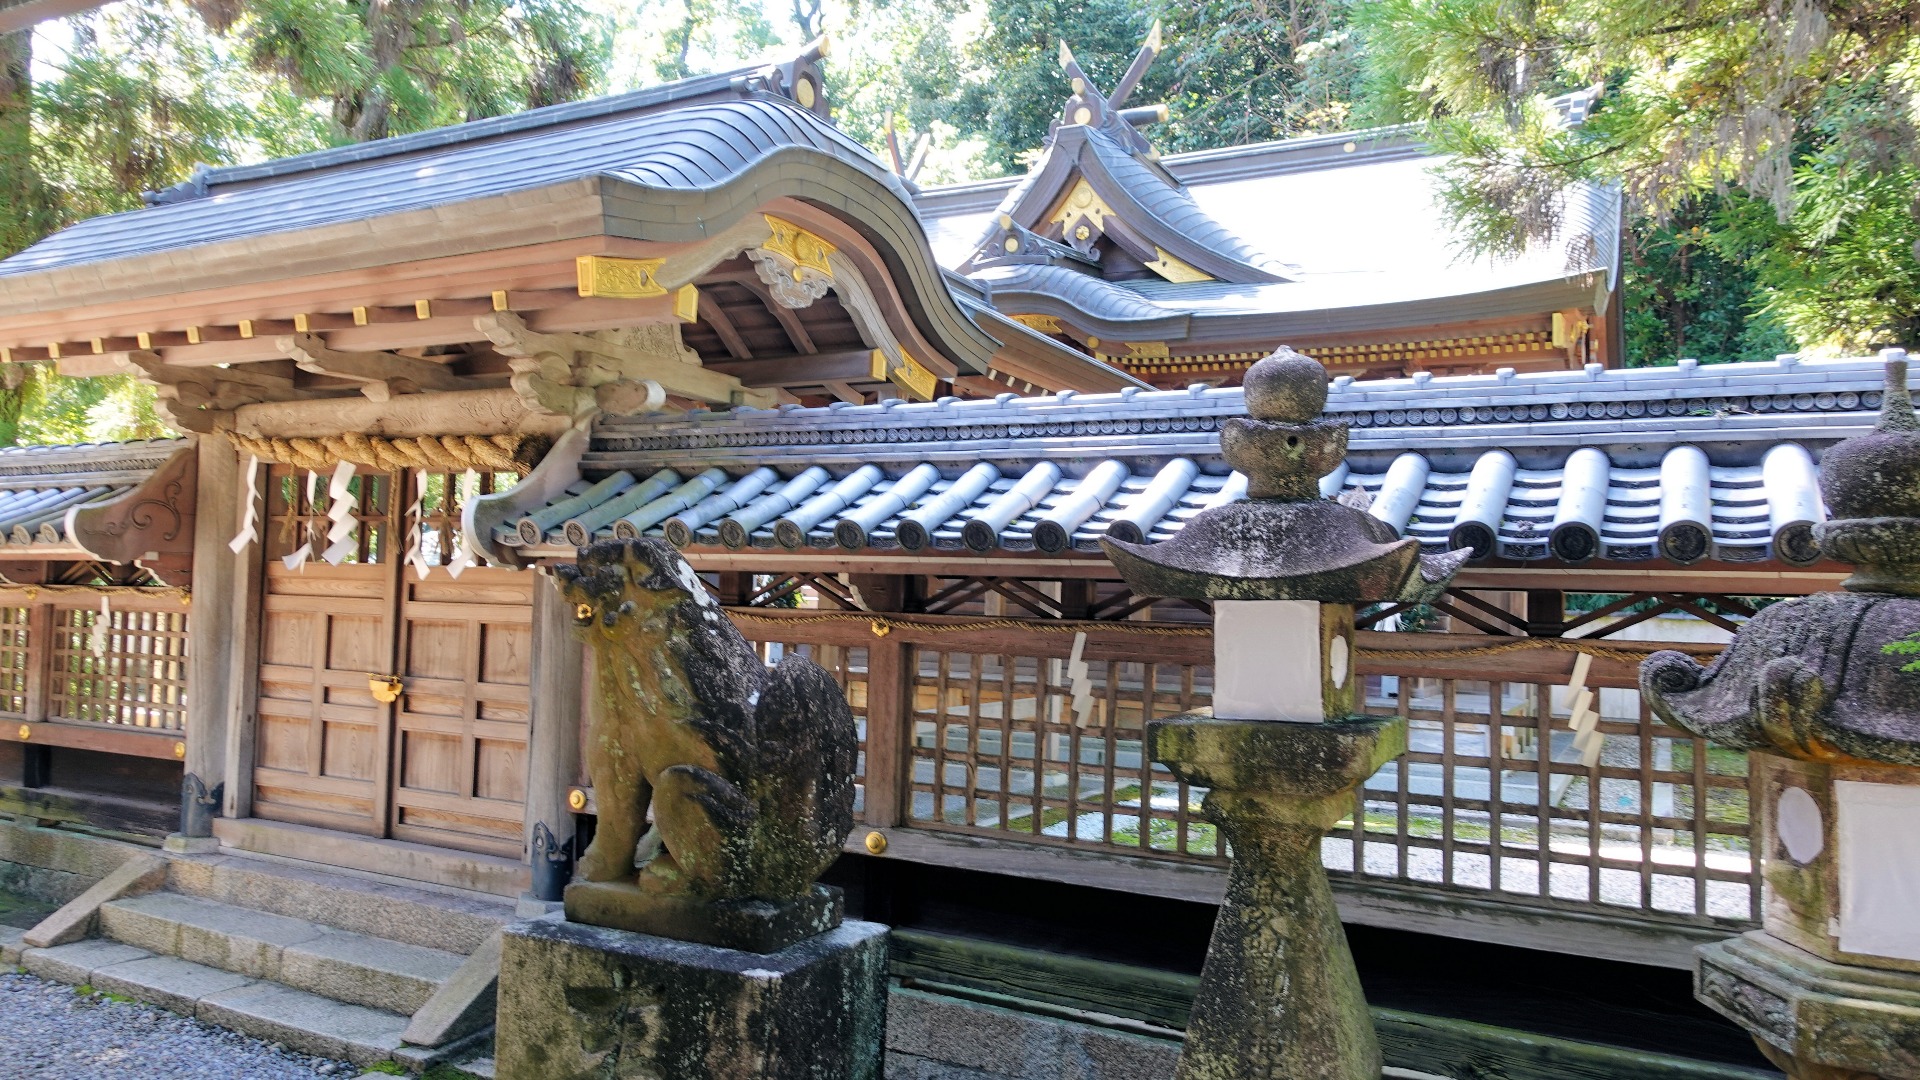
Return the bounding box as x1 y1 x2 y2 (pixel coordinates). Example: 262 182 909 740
105 350 311 434
278 333 470 402
66 441 197 568
475 310 776 418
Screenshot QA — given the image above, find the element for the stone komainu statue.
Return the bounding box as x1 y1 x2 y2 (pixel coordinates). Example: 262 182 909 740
555 538 857 902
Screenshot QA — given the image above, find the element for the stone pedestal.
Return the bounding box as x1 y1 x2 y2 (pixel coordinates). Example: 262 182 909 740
564 881 843 954
1150 710 1405 1080
495 915 889 1080
1698 932 1920 1079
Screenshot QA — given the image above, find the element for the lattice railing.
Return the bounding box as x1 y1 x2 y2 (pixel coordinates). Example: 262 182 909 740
1330 667 1758 926
0 606 29 717
727 603 1763 932
905 648 1220 862
49 604 189 731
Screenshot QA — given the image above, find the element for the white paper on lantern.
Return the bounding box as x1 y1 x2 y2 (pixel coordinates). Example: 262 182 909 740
1836 780 1920 963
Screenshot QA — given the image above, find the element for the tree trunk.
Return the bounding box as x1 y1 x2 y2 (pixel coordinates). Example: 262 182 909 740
0 29 38 445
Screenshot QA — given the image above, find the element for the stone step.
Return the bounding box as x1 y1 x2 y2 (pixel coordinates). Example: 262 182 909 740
19 938 410 1067
99 891 464 1015
165 848 515 956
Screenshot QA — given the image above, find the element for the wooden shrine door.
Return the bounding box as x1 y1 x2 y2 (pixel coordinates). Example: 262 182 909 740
253 468 400 835
387 567 533 857
252 467 532 857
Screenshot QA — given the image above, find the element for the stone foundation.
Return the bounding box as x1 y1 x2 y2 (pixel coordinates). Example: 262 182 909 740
496 915 888 1080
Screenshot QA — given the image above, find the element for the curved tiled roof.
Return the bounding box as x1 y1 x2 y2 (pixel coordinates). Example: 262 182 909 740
0 92 1007 381
0 98 899 279
477 354 1901 569
969 125 1293 285
0 439 187 553
972 264 1189 332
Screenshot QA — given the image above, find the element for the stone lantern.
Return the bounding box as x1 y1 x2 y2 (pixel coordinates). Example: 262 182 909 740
1101 347 1468 1080
1642 350 1920 1079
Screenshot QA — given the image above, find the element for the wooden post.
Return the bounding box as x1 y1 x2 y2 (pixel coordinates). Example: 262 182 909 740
22 603 51 725
1059 579 1096 620
222 445 267 821
182 439 238 833
525 568 584 856
863 636 908 829
1525 590 1566 638
857 574 913 829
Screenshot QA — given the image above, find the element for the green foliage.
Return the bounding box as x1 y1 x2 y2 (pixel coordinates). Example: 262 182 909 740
1621 195 1794 367
1154 0 1362 153
822 0 1361 181
1352 0 1920 356
1884 631 1920 675
1711 159 1920 353
222 0 612 141
647 0 779 85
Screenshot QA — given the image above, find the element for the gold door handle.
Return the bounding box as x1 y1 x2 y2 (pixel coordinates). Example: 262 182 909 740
368 674 404 703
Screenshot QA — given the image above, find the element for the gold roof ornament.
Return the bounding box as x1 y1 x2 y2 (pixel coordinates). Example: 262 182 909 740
1146 247 1212 283
760 215 837 280
870 349 938 401
576 255 670 299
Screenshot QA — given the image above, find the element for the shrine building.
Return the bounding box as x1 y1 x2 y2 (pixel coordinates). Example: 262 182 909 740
0 37 1876 1079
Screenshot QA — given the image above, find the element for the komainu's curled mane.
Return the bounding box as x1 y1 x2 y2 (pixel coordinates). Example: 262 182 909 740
555 538 857 902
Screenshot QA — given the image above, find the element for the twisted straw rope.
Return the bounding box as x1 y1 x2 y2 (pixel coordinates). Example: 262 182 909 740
724 611 1703 662
726 612 1210 637
223 431 547 474
0 584 191 603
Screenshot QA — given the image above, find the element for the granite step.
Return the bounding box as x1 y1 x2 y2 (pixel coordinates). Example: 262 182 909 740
18 938 410 1067
164 848 514 956
98 891 464 1014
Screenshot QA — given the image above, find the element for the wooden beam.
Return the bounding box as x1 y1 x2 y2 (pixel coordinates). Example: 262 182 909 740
279 333 469 397
705 349 874 386
0 235 603 350
520 293 696 336
1 721 185 761
696 295 754 360
767 305 815 355
320 315 492 353
160 340 288 367
231 386 568 439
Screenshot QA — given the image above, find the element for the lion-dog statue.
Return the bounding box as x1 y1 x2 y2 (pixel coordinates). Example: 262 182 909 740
554 538 857 939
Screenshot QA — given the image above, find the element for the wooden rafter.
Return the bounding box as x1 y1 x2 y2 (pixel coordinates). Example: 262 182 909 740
696 294 754 360
822 381 865 405
713 270 817 354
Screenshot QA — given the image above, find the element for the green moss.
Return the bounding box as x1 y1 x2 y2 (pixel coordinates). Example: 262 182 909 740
362 1062 407 1076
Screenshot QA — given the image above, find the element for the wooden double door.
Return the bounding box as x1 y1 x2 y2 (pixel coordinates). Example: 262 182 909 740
251 560 534 858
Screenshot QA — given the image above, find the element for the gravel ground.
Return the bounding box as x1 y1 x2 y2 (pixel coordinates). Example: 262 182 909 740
0 970 361 1079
